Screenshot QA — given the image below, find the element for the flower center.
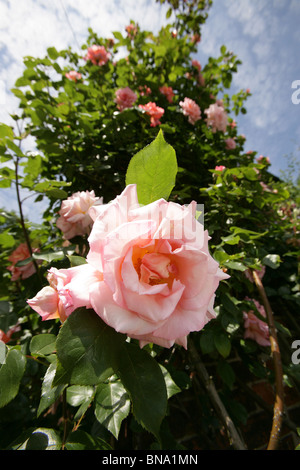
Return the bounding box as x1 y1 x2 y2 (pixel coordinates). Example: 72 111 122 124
132 245 177 289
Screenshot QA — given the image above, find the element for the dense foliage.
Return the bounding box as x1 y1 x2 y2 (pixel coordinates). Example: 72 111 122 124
0 0 299 450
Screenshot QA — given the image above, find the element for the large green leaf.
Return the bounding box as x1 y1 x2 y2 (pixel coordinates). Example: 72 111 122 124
55 308 126 386
94 379 131 439
125 129 178 205
0 348 26 408
37 360 66 417
116 342 168 440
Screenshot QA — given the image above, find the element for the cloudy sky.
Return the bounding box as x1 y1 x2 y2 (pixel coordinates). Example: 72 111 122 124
0 0 299 222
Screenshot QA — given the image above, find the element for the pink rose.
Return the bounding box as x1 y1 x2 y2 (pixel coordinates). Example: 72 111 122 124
139 102 164 127
84 45 110 66
76 184 228 348
256 155 271 165
243 298 270 347
125 23 138 38
191 59 201 71
138 85 152 96
179 97 201 125
225 138 236 150
115 87 137 111
7 243 39 281
159 86 175 103
205 103 228 133
244 266 266 283
56 190 101 240
65 70 82 82
27 265 101 323
0 324 21 344
214 165 226 172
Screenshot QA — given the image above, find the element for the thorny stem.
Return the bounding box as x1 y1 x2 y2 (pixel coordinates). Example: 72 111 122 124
252 270 284 451
188 337 247 450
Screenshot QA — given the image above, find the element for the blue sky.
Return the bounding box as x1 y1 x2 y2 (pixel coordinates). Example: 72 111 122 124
0 0 299 222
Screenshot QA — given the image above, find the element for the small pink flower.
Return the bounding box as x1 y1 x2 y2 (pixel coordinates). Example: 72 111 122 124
214 165 226 172
84 45 110 66
225 138 236 150
244 266 266 283
65 70 82 82
139 85 152 96
115 87 137 111
27 266 101 323
243 298 270 346
0 324 21 344
191 33 201 44
256 155 271 165
191 59 201 71
139 102 164 127
179 97 201 125
125 23 138 38
204 103 228 133
159 86 175 103
7 243 39 281
56 190 101 240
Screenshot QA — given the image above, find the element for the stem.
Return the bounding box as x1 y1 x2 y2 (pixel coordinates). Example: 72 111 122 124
14 156 43 286
61 388 68 450
252 270 284 450
188 337 247 450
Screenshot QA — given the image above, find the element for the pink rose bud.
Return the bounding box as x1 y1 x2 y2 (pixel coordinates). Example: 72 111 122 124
7 243 39 281
138 102 164 127
243 298 270 346
115 87 137 111
159 86 175 103
191 59 201 71
179 97 201 125
214 165 226 172
56 190 101 240
225 138 236 150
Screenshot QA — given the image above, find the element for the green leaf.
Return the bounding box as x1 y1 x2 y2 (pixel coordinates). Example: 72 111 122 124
0 348 26 407
30 334 56 356
66 384 95 419
9 427 62 450
262 254 281 269
116 342 168 440
37 360 66 417
217 361 235 389
47 47 59 60
94 380 131 439
55 308 126 385
65 430 112 450
159 364 181 399
214 332 231 358
125 129 178 205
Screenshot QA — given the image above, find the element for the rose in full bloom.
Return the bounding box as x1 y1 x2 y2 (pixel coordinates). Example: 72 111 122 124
179 97 201 125
65 70 82 82
27 185 229 348
56 190 101 240
7 243 39 281
139 102 164 127
159 86 175 103
243 298 270 346
84 45 110 66
204 102 228 133
78 185 229 348
115 87 137 111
